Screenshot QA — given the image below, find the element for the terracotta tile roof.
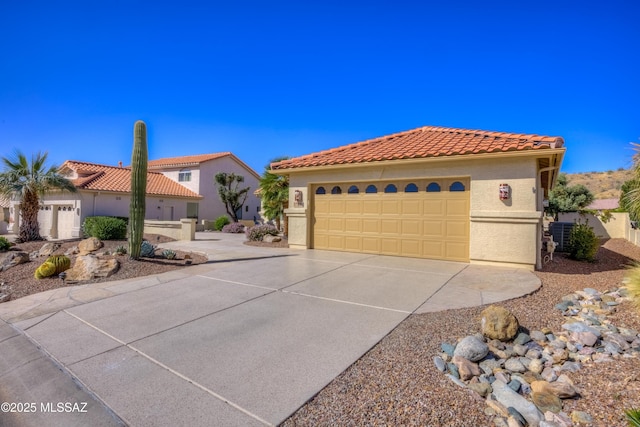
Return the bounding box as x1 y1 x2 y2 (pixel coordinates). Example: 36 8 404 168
61 161 202 199
147 153 232 169
271 126 565 170
586 198 619 210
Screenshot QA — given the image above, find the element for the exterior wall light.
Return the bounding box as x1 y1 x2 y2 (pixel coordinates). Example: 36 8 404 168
499 183 510 200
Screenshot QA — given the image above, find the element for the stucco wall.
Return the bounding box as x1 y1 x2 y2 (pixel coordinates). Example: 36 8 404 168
283 154 545 269
557 212 626 239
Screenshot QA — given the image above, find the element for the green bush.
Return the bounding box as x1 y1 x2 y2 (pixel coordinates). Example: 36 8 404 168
245 224 278 241
214 215 231 231
0 236 11 251
567 222 599 262
82 216 128 240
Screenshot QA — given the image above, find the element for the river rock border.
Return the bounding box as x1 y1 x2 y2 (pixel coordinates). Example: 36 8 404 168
434 287 640 427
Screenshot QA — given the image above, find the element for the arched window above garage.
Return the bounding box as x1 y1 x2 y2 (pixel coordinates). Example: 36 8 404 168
450 181 465 192
426 182 441 192
331 186 342 194
384 184 397 193
348 185 359 194
315 186 326 195
404 183 418 193
365 185 378 194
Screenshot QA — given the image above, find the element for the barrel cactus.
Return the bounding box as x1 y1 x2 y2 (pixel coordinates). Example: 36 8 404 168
34 255 70 279
128 120 148 260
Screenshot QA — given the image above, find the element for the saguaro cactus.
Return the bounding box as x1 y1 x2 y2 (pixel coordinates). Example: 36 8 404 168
128 120 148 259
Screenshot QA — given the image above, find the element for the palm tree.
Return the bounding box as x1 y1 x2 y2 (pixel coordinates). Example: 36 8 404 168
259 157 290 235
0 151 76 241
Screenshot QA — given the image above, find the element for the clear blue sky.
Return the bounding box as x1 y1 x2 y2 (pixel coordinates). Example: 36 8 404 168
1 0 638 175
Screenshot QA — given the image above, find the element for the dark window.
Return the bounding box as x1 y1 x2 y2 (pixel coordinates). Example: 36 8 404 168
331 186 342 194
426 182 441 192
450 181 465 192
384 184 397 193
405 183 418 193
348 185 359 194
315 187 326 195
365 185 378 194
178 169 191 182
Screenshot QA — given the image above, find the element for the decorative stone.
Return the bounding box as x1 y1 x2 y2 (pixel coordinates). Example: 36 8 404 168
66 255 119 281
531 380 578 399
493 417 509 427
545 411 572 427
528 358 544 374
504 358 526 373
263 235 282 243
447 362 459 379
513 332 531 345
507 407 527 427
491 380 543 426
445 373 466 388
532 391 563 413
468 382 492 397
454 336 488 362
570 411 593 425
513 344 528 356
441 342 455 357
452 355 481 381
78 237 103 255
433 356 446 372
38 242 60 257
486 397 510 417
561 322 601 337
530 330 548 342
508 379 521 392
0 251 30 272
558 361 581 372
65 245 79 256
481 305 519 341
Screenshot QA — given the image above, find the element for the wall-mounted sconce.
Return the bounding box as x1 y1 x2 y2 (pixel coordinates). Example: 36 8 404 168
499 183 510 200
294 190 304 208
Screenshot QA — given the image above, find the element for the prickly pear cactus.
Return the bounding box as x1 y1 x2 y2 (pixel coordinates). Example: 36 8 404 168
128 120 148 259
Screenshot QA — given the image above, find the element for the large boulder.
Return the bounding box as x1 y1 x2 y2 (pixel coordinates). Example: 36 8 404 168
66 255 119 281
481 305 519 341
453 335 488 362
78 237 103 255
0 251 30 272
38 242 61 257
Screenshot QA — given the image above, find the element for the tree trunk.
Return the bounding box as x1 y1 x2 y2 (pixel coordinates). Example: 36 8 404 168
19 191 43 242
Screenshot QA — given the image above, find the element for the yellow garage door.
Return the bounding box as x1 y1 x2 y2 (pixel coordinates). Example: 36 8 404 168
312 179 469 262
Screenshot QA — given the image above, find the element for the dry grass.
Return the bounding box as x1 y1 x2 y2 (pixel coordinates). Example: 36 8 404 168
566 168 633 200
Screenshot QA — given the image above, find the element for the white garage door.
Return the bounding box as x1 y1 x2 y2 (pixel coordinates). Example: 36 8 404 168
312 178 470 262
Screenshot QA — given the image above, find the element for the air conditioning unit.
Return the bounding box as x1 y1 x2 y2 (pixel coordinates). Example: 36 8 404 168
549 222 574 252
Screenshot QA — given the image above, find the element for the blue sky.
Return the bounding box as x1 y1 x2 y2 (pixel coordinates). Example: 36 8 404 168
1 1 638 175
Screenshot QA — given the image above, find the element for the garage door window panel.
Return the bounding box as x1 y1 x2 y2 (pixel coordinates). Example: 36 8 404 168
315 186 326 195
331 186 342 194
348 185 359 194
365 185 378 194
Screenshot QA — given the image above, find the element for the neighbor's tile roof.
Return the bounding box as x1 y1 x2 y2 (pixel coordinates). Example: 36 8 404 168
62 161 202 198
586 198 620 210
147 153 231 169
271 126 564 170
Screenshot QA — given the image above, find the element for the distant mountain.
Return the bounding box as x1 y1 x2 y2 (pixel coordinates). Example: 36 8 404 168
564 168 634 200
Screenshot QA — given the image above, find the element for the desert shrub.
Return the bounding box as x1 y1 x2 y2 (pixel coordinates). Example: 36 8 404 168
245 224 278 241
0 236 10 251
567 222 599 262
82 216 127 240
140 240 156 258
222 222 245 233
162 249 177 260
214 215 231 231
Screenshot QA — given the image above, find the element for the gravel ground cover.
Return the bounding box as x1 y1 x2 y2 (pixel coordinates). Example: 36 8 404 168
283 239 640 427
0 235 208 301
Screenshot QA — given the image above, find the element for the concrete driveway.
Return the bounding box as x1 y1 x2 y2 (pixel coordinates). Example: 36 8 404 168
0 233 540 426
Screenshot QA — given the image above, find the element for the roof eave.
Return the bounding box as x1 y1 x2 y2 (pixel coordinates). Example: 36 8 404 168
271 147 567 175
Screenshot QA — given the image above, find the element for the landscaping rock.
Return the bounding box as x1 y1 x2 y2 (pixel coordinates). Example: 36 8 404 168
263 235 282 243
491 380 543 426
66 255 119 281
451 355 481 380
531 380 579 399
468 382 492 397
38 242 60 257
453 335 488 362
0 251 30 272
481 305 519 341
532 391 563 414
78 237 103 255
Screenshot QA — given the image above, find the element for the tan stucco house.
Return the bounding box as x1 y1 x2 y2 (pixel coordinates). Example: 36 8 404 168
271 126 565 270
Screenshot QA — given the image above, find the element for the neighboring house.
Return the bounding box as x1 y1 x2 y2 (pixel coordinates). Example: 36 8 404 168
148 152 261 223
271 125 566 270
586 198 619 211
7 160 202 239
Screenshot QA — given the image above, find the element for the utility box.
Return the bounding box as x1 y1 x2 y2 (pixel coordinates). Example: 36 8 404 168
549 222 574 252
